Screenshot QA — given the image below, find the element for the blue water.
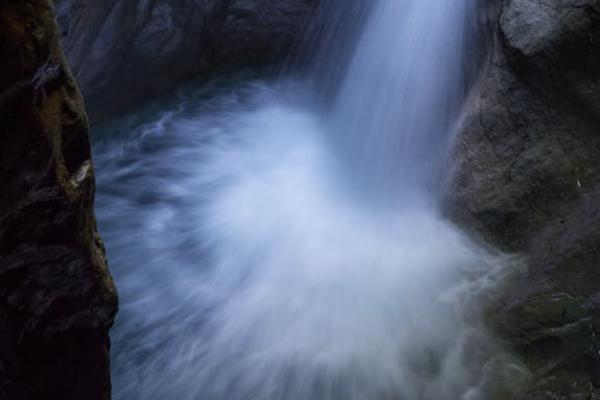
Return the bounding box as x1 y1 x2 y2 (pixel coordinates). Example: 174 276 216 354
93 1 523 399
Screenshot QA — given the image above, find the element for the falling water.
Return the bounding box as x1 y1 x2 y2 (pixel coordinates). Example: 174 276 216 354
330 0 470 202
93 1 523 400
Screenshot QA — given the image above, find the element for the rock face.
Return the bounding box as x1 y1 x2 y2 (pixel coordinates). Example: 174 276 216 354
54 0 319 123
449 0 600 398
0 1 117 399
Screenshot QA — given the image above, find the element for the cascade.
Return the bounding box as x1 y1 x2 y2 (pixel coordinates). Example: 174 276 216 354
92 1 519 399
330 0 470 203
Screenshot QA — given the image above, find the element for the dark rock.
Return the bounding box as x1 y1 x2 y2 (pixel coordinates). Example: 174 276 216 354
449 0 600 397
0 1 117 399
54 0 319 123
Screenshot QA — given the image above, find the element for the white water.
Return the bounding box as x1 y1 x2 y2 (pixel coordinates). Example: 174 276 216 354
94 1 523 399
330 0 469 201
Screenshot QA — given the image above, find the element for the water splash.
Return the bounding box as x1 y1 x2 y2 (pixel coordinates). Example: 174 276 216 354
96 85 521 400
92 1 526 399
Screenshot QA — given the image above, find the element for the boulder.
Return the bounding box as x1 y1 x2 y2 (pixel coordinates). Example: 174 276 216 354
449 0 600 397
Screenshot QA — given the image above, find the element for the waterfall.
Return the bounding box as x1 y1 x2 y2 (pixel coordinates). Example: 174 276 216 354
93 1 523 400
330 0 470 203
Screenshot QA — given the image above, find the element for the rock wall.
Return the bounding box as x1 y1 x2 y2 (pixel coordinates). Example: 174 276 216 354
449 0 600 398
55 0 319 123
0 1 117 399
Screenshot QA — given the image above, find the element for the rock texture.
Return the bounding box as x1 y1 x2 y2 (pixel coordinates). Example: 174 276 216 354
449 0 600 398
0 1 117 399
55 0 319 123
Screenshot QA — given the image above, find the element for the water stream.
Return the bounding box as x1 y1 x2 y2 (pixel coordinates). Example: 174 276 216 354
94 1 521 399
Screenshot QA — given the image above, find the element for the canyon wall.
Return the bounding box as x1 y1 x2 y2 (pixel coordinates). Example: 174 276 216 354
54 0 319 123
449 1 600 398
0 1 117 399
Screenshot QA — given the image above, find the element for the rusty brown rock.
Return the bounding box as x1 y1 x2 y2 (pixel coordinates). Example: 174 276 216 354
0 1 117 399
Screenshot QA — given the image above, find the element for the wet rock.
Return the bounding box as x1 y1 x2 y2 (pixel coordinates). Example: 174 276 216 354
54 0 319 123
502 0 600 116
449 0 600 397
0 1 117 399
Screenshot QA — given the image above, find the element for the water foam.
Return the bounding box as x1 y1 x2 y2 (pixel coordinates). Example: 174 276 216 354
95 85 521 400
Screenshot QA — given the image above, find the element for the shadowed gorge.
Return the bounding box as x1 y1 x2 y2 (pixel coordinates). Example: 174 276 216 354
2 1 600 399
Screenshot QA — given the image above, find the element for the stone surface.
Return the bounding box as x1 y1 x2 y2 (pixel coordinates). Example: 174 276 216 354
449 0 600 397
0 1 117 399
55 0 319 123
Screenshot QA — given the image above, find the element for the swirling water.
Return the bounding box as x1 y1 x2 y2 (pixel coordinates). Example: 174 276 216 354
94 1 522 399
